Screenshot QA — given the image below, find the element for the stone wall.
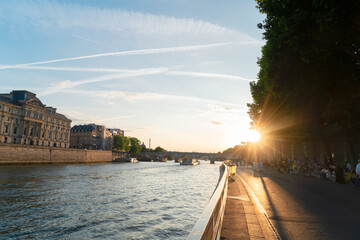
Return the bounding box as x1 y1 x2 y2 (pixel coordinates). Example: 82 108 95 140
0 143 113 164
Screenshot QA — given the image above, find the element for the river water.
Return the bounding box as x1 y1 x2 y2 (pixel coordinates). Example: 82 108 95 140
0 161 220 239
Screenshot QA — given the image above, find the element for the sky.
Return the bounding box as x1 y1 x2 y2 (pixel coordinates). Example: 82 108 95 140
0 0 265 153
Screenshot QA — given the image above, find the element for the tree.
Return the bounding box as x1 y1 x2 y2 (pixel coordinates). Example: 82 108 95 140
129 137 142 155
249 0 360 163
113 135 130 152
153 146 166 152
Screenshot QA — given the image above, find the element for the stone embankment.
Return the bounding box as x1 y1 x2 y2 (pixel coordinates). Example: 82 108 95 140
0 143 113 164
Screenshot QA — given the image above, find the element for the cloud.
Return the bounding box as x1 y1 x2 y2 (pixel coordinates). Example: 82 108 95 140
211 121 224 125
0 65 137 73
0 42 236 70
56 89 243 107
0 64 255 82
168 71 255 82
0 0 261 41
61 109 135 126
37 67 169 96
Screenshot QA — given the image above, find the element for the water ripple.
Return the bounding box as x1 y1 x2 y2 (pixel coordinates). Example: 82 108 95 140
0 162 220 239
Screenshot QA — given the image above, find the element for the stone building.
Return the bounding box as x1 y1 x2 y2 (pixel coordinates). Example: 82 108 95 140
106 128 124 137
70 124 106 150
0 90 71 147
104 128 125 150
70 125 125 150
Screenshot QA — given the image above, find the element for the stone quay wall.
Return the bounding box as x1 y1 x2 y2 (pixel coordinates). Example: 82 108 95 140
0 143 113 164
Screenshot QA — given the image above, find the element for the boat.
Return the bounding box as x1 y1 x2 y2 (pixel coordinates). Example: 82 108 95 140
180 159 200 166
127 157 138 163
113 157 138 163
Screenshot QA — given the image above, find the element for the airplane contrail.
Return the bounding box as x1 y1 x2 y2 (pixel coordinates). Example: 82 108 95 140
0 42 239 70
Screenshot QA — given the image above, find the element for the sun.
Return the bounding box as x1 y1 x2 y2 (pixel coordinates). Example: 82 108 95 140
245 129 261 142
225 120 262 147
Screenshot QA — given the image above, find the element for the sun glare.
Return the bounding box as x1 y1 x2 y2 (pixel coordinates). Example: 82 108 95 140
246 130 261 142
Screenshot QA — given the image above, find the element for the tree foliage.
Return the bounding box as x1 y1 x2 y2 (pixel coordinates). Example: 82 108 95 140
129 137 142 155
113 135 143 155
141 146 167 152
249 0 360 143
153 146 166 152
113 135 130 152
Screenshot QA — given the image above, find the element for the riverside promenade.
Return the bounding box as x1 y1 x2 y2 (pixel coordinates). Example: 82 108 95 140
220 167 278 240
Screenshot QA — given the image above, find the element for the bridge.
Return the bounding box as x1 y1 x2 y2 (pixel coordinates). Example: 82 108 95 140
137 151 241 162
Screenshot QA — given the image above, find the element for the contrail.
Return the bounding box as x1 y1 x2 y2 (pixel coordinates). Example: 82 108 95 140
0 42 235 70
168 71 256 82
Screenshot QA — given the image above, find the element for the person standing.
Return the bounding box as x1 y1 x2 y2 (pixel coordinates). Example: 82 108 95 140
346 162 352 171
356 159 360 176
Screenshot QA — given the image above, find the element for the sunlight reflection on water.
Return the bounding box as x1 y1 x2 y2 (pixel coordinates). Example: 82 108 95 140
0 161 220 239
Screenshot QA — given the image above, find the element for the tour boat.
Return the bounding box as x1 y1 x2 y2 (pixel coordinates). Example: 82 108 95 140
180 159 200 166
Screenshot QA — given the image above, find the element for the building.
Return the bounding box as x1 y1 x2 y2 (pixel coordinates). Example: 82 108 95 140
70 125 125 150
70 124 106 150
105 128 125 150
106 128 124 137
0 90 71 147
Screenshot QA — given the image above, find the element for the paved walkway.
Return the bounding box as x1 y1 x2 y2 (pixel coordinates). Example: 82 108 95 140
220 171 267 240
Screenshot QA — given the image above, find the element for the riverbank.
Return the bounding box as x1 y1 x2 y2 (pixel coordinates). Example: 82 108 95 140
0 143 113 165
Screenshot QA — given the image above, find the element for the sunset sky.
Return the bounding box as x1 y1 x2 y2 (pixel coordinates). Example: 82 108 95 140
0 0 264 152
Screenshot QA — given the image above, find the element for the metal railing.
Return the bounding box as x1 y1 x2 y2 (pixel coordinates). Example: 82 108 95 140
187 163 229 240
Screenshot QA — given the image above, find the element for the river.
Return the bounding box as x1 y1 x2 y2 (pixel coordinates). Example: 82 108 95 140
0 161 220 239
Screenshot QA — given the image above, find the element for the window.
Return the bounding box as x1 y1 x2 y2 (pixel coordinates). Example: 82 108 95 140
24 128 27 135
13 138 17 144
4 125 8 133
4 137 8 143
13 127 17 134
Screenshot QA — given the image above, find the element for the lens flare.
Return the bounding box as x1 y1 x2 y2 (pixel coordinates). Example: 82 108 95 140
247 130 261 142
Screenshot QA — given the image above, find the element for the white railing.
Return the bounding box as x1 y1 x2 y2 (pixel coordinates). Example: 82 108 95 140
187 163 229 240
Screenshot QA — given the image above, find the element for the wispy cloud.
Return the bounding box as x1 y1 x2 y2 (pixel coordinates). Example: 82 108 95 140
0 65 167 73
199 104 247 116
57 89 243 107
71 34 115 49
168 71 255 82
0 64 254 82
0 0 261 40
0 42 234 70
38 67 169 96
61 109 135 126
210 121 224 125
